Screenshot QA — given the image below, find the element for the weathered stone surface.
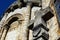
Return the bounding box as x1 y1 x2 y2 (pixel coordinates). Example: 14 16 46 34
24 0 41 3
42 0 50 9
47 16 59 40
34 16 46 28
0 0 60 40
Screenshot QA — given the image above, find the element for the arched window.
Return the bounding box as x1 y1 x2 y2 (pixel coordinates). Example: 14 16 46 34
8 17 18 25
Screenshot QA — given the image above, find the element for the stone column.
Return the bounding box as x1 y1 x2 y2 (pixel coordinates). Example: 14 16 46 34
29 30 33 40
1 24 9 40
0 27 4 39
18 3 32 40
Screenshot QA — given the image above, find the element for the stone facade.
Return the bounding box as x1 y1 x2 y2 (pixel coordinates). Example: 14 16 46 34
0 0 60 40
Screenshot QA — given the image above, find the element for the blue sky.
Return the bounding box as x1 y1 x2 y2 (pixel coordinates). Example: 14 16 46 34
55 0 60 22
0 0 16 19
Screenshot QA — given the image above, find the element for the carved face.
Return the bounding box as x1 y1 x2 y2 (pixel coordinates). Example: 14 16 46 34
42 0 50 9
